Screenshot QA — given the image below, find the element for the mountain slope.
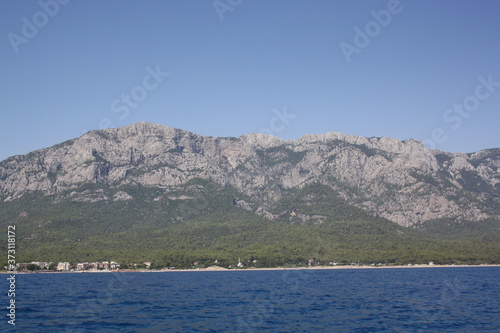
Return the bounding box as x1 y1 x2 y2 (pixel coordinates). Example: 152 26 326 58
0 122 499 267
1 180 498 267
1 122 498 226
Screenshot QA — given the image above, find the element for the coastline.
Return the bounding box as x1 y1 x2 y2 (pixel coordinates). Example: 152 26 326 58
2 264 499 274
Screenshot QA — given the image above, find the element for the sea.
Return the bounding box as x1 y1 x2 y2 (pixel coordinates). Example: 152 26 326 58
2 267 499 332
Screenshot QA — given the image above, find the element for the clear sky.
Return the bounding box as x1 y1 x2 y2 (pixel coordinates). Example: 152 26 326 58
1 0 499 161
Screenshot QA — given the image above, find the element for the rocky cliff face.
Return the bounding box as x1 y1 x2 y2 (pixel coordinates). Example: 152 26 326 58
0 122 498 227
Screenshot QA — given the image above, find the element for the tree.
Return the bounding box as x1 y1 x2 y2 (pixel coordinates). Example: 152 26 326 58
27 264 40 271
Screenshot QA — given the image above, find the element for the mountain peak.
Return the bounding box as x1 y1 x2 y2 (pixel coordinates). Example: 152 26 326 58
296 132 427 154
0 122 498 227
239 132 283 147
114 121 188 136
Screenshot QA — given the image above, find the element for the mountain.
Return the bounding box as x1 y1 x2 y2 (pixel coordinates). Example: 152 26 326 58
1 122 499 267
1 122 498 225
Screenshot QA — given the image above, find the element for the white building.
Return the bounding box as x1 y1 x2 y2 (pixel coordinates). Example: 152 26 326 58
31 261 50 269
98 261 109 270
237 258 244 268
57 262 70 271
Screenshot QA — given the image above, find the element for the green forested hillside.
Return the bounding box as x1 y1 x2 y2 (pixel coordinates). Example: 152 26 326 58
1 181 498 269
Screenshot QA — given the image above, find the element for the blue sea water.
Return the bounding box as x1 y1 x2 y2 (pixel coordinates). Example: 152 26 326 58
2 267 499 332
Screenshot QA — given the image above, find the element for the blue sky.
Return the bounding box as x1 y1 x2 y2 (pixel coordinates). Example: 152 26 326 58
1 0 499 161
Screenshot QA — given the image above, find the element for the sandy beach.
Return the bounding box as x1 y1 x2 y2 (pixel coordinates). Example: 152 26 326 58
3 264 499 274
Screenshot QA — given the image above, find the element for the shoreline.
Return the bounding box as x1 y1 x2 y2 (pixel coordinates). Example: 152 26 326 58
2 264 499 274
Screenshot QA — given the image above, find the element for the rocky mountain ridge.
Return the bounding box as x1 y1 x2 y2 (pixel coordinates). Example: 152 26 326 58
1 122 498 227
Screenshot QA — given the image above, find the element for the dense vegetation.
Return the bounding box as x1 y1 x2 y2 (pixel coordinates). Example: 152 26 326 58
1 181 498 269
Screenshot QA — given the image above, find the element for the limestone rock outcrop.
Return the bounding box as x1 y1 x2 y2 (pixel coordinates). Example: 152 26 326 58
1 122 498 227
